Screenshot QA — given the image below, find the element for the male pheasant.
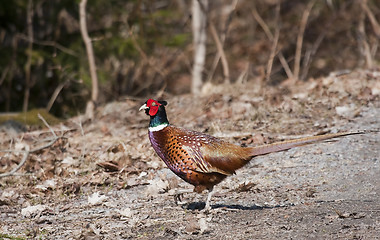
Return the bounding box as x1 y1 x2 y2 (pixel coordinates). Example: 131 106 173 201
139 99 363 210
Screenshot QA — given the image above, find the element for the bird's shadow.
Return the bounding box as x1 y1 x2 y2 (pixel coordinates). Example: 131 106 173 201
185 201 293 211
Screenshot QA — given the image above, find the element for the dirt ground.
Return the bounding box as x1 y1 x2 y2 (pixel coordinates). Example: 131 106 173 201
0 69 379 239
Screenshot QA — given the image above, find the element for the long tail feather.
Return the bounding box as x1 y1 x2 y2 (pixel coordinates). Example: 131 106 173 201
248 131 368 157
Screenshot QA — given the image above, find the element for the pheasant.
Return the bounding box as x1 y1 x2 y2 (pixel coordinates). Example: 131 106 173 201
139 98 364 210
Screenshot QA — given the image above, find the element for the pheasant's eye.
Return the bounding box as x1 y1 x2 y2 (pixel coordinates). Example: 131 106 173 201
151 102 157 106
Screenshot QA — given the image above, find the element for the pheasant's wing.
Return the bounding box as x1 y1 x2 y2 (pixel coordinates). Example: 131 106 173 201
175 127 251 176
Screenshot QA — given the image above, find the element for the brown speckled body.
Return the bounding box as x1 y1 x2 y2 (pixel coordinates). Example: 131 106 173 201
149 125 252 192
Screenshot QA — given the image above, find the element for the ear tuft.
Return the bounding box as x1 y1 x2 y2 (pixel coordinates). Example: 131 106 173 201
158 100 167 106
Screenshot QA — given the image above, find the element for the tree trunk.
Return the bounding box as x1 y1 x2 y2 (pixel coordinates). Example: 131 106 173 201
23 0 34 113
192 0 208 94
79 0 99 119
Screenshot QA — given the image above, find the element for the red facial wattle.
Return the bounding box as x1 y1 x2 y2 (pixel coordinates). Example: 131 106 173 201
149 106 159 116
147 99 161 116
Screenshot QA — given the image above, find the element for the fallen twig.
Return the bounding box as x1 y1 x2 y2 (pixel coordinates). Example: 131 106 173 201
0 114 63 178
0 136 61 178
38 113 57 138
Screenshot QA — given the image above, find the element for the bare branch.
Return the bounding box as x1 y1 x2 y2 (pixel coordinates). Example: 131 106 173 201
207 0 238 84
293 1 315 81
252 4 293 79
0 65 10 87
210 23 230 83
300 32 325 80
18 34 78 57
358 0 374 68
251 5 273 41
46 79 70 112
362 1 380 38
127 25 167 78
265 2 280 82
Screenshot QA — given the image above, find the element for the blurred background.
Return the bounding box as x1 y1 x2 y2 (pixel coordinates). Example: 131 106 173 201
0 0 379 118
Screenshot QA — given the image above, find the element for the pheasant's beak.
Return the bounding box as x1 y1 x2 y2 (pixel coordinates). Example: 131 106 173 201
139 103 148 111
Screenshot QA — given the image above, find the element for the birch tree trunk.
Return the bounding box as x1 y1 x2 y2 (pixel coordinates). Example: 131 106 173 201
192 0 208 94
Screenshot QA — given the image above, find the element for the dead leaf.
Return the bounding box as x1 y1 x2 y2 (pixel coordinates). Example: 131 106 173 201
88 192 107 205
236 181 257 192
21 204 47 217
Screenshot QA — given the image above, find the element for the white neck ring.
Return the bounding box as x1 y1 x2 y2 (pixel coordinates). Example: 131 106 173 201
148 123 168 132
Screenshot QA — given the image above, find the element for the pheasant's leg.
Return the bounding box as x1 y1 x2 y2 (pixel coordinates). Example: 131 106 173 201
204 188 215 211
172 189 193 206
174 193 183 205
